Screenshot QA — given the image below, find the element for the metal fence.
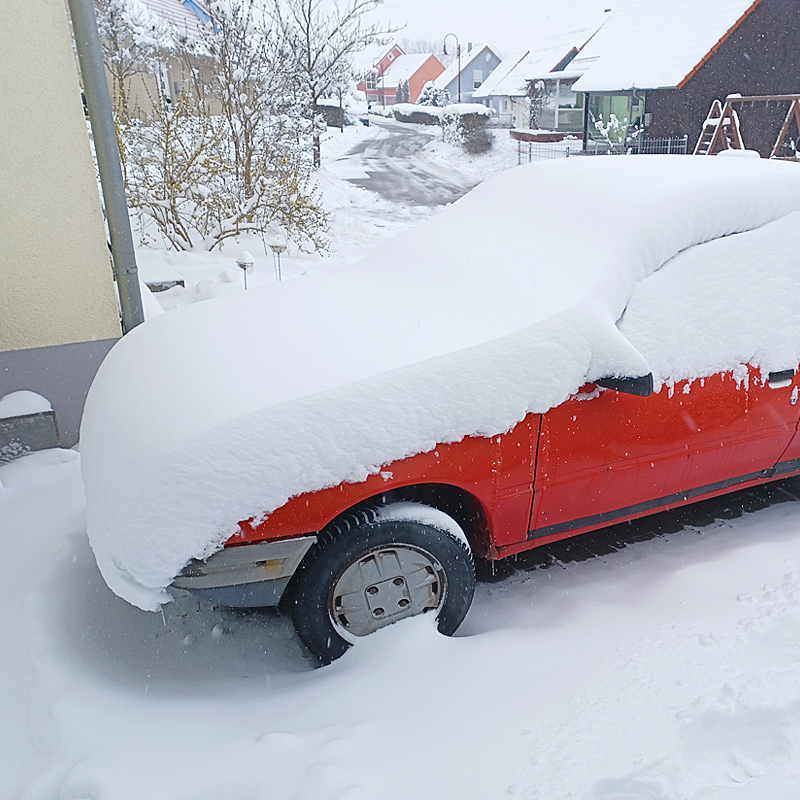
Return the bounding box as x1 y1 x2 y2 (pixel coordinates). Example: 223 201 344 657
516 140 575 164
631 135 689 154
517 135 690 163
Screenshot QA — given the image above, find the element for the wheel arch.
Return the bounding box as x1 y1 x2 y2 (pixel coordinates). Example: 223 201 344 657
321 482 492 558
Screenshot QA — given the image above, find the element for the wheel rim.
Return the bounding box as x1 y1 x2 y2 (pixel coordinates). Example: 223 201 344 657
328 545 447 639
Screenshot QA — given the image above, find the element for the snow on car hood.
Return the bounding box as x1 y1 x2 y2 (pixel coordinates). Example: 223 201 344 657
81 155 800 610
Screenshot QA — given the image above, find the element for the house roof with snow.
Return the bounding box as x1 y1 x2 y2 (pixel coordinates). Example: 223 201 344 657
433 44 498 90
572 0 762 92
351 42 403 76
471 51 530 100
382 53 437 84
473 12 611 100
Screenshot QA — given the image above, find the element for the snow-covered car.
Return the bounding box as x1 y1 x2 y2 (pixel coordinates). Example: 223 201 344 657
81 154 800 664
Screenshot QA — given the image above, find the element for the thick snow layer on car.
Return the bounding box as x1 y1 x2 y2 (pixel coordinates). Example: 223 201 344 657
81 156 800 610
621 211 800 387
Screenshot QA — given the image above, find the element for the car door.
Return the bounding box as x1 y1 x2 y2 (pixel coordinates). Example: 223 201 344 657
750 365 800 477
529 364 800 541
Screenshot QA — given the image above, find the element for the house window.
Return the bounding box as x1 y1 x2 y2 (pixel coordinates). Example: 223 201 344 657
588 92 646 145
366 71 377 90
473 69 483 89
554 79 583 132
503 99 509 112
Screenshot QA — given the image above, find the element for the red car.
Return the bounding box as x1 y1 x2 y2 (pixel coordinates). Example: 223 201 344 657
82 156 800 664
173 363 800 662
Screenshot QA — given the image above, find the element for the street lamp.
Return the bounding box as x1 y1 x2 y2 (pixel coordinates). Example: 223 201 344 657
443 33 461 103
372 57 386 109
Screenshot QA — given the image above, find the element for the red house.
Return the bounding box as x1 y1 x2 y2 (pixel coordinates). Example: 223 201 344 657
357 44 445 106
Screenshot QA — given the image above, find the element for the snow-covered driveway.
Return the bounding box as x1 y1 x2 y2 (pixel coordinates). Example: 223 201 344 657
6 450 800 799
333 116 479 206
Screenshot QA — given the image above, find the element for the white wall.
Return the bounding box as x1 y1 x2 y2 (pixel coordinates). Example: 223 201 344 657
0 0 121 353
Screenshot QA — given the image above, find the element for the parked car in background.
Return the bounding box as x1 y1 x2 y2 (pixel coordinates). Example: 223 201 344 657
81 154 800 664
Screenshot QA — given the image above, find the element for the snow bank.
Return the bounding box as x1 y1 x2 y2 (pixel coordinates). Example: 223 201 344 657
81 156 800 610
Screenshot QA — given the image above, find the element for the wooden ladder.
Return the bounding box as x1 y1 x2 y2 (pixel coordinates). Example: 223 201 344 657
693 99 744 155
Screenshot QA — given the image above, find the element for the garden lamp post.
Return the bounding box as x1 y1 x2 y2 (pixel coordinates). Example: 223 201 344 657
269 243 286 282
444 33 461 103
266 223 288 282
236 251 254 290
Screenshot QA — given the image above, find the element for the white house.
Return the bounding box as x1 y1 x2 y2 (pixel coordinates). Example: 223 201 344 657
472 13 611 130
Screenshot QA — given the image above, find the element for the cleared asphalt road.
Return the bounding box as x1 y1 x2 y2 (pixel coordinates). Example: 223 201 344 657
338 116 479 207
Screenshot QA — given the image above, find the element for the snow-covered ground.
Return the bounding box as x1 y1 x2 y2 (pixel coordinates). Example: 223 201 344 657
7 122 800 798
7 447 800 798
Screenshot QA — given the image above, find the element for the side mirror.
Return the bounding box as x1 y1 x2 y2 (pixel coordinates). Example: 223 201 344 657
596 373 654 397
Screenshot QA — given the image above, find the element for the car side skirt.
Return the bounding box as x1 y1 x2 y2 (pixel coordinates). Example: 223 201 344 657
522 458 800 546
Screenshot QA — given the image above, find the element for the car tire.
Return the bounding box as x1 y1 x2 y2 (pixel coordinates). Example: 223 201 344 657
286 505 476 665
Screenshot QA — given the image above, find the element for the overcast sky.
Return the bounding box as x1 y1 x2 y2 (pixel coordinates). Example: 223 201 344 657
365 0 613 57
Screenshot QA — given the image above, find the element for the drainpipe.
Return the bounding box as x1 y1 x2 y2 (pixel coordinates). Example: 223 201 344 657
582 92 590 151
67 0 144 333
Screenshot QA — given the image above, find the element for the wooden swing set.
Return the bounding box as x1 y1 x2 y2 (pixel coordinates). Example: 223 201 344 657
694 94 800 158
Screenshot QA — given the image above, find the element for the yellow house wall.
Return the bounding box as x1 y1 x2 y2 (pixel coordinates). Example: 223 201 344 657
0 0 122 353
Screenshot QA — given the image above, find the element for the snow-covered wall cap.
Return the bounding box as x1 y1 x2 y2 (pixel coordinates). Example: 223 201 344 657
80 156 800 612
395 103 491 118
573 0 760 92
443 103 492 116
0 391 52 419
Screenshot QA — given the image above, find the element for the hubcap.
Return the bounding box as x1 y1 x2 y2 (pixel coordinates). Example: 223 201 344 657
328 545 446 638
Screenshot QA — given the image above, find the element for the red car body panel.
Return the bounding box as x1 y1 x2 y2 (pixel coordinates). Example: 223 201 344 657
229 414 539 554
227 364 800 562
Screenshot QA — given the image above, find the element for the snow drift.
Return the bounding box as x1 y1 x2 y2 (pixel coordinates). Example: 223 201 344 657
80 155 800 610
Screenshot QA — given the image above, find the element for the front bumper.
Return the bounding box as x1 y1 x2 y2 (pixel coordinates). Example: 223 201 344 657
171 535 316 608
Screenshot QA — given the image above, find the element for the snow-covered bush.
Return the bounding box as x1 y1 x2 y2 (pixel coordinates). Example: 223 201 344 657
593 113 631 152
417 83 450 108
392 103 441 125
525 78 551 130
111 0 328 251
442 106 492 154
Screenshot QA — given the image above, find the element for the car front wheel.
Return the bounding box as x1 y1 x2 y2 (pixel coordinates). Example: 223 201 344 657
286 504 476 664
